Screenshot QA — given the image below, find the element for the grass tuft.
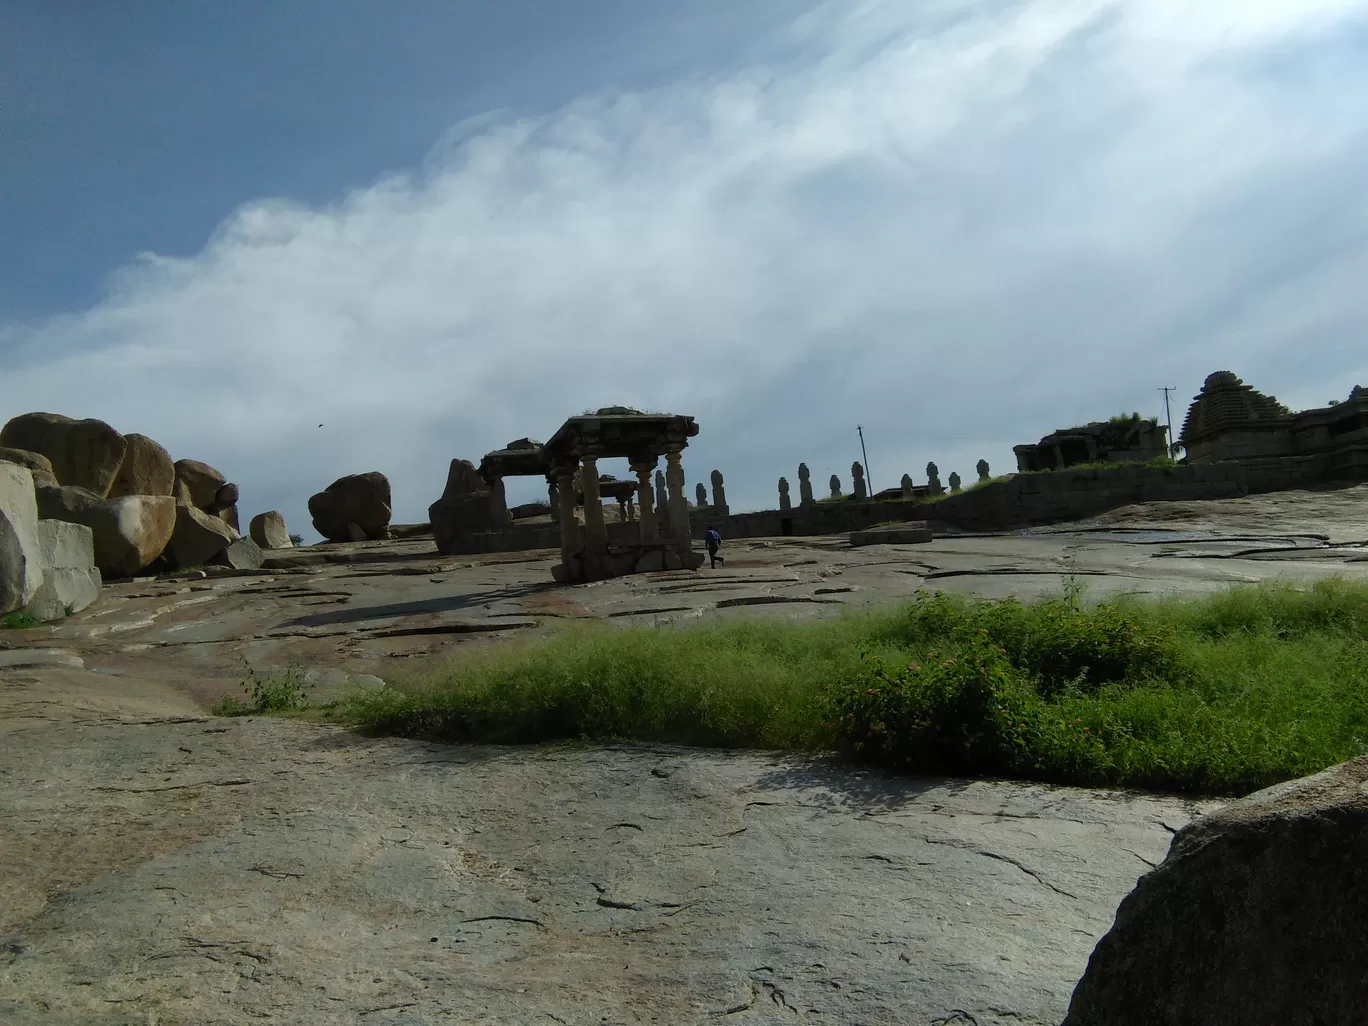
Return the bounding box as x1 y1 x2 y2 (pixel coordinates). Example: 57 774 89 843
334 579 1368 796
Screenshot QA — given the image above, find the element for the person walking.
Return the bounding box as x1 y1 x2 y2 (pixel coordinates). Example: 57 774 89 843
705 525 724 569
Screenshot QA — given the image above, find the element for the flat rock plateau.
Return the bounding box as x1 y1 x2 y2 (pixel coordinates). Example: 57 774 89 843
2 486 1366 1024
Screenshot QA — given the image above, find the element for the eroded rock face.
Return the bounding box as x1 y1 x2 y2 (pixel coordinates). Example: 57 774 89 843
108 434 175 499
24 520 100 622
0 463 44 614
1063 757 1368 1025
0 447 60 490
308 472 391 543
169 503 239 570
249 511 293 549
36 486 176 579
0 413 127 498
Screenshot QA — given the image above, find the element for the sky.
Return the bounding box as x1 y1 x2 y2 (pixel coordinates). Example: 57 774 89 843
4 0 1368 538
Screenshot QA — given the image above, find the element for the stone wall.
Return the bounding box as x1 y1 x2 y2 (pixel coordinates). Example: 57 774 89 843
926 449 1367 531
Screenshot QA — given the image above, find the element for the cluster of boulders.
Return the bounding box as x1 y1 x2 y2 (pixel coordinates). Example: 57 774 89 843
0 413 298 619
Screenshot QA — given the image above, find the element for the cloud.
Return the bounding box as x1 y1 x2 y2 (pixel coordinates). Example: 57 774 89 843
4 0 1368 534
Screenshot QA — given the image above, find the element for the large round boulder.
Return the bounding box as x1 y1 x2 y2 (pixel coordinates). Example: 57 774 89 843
36 485 177 579
108 433 175 498
0 412 127 497
308 472 391 542
0 447 60 490
172 459 226 509
1063 756 1368 1025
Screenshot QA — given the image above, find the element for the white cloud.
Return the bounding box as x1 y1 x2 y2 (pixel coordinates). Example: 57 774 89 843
4 0 1368 532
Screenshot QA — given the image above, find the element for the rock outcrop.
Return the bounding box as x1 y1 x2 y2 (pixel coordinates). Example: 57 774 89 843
0 463 44 614
1063 757 1368 1025
249 511 293 549
24 519 101 621
430 460 503 555
168 503 239 570
36 486 177 579
108 433 175 499
0 413 127 497
0 447 59 490
309 472 391 543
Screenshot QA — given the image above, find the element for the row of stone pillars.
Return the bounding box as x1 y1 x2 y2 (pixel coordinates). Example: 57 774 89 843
550 447 694 580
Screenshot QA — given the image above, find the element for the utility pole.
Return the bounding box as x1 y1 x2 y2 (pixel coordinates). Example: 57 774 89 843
1159 386 1178 457
857 425 872 494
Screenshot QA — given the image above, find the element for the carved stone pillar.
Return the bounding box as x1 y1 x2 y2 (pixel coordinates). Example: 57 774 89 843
555 466 579 574
580 455 608 578
547 475 560 511
632 461 660 541
665 449 693 564
654 470 670 535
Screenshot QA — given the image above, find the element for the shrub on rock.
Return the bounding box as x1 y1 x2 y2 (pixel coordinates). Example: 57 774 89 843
308 472 391 542
1062 756 1368 1025
0 412 127 497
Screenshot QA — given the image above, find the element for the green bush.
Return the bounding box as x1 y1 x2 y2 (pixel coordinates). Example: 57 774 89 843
1 611 40 630
338 579 1368 796
214 665 313 716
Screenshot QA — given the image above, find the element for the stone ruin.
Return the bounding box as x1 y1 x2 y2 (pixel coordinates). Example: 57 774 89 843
925 462 944 497
1178 371 1368 469
542 409 703 583
710 469 728 516
977 459 991 482
829 474 842 499
798 463 815 507
851 461 867 500
1014 413 1167 472
777 477 791 511
695 483 708 509
948 471 962 494
901 474 914 498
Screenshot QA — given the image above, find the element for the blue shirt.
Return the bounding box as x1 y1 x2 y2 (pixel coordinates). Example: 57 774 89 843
705 529 721 547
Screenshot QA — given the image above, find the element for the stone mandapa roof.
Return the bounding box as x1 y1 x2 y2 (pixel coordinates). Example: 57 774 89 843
1179 371 1292 446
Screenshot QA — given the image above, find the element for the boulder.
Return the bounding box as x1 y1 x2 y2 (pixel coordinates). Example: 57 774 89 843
0 412 127 497
510 501 552 520
36 486 177 578
0 463 45 614
168 503 239 570
172 459 227 510
108 433 175 498
210 482 240 532
308 472 391 543
249 511 293 549
430 459 507 554
208 536 264 571
0 447 59 490
23 520 100 622
1062 757 1368 1025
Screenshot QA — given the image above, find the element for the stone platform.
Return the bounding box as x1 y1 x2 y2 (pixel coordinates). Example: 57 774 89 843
1 486 1366 1024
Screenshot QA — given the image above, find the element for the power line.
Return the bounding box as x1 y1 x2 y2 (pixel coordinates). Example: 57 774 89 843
857 425 872 494
1159 386 1178 456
